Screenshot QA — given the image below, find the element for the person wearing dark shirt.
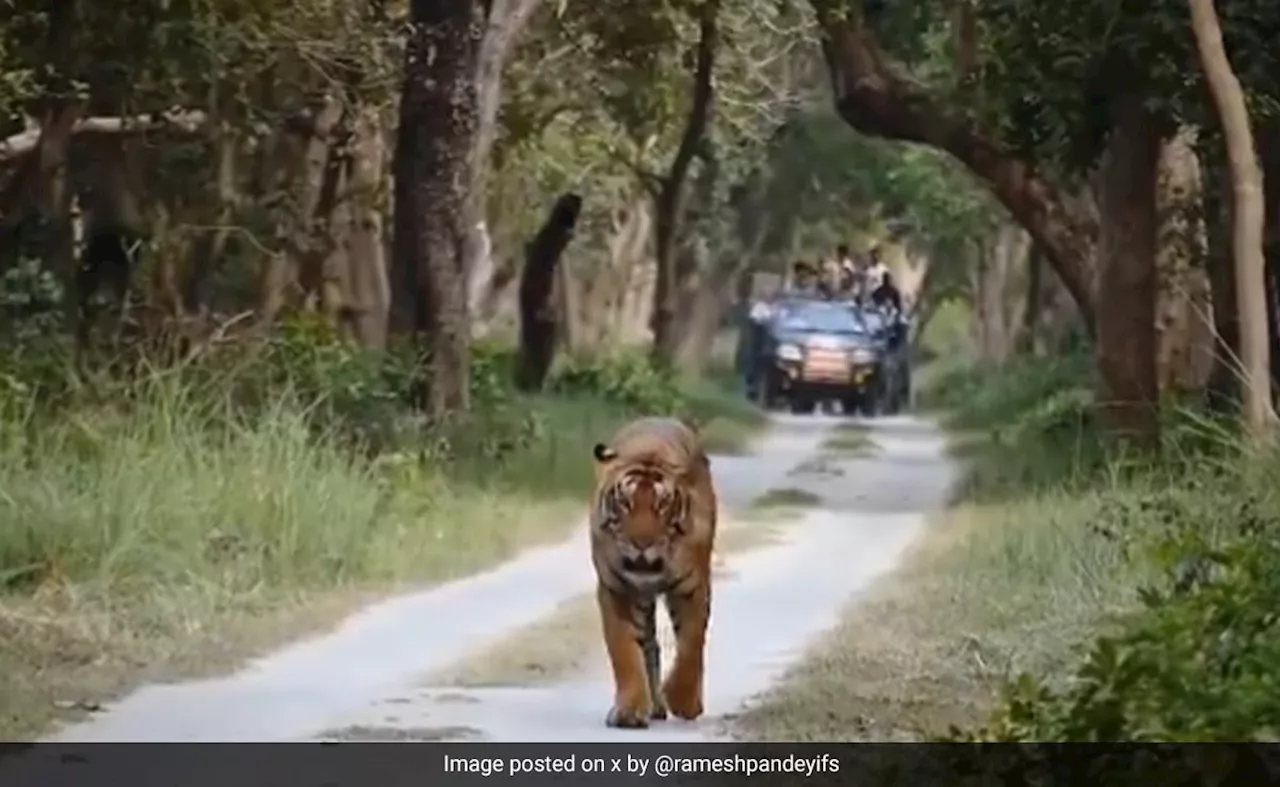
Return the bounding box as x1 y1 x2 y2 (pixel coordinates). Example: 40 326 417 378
870 270 902 312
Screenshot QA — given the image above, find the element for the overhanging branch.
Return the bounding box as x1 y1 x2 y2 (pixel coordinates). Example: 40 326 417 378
809 0 1099 334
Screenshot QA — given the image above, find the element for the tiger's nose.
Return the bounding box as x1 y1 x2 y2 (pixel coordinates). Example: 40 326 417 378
621 551 665 574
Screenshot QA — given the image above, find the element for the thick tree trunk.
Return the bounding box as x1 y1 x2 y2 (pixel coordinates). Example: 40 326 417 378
810 2 1097 335
1094 94 1163 449
389 0 485 416
514 193 582 391
1190 0 1274 435
650 0 720 366
607 199 654 347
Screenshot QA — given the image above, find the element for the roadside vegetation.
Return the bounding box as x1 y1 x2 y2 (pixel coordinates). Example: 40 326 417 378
734 346 1280 746
0 327 759 739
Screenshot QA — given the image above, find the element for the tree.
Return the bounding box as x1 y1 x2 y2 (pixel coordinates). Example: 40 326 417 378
650 0 721 366
389 0 487 416
465 0 549 318
1189 0 1275 437
514 192 582 391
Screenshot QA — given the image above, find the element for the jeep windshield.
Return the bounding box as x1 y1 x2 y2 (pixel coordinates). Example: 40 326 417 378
773 301 865 334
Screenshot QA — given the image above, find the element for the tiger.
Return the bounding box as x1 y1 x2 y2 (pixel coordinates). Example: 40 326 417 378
589 416 719 729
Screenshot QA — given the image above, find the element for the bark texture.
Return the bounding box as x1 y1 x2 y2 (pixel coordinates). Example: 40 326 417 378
1094 95 1163 449
389 0 486 415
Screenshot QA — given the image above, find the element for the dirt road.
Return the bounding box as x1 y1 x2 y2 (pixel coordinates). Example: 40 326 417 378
42 413 957 743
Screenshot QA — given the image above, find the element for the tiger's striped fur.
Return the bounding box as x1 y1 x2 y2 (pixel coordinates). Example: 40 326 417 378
589 416 718 729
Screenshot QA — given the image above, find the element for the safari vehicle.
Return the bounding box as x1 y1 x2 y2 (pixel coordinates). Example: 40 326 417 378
745 297 885 416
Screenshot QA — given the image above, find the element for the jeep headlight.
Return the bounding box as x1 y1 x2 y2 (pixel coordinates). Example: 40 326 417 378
777 343 803 362
849 346 877 364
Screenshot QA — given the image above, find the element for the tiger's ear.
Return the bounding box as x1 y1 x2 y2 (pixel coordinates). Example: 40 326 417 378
593 443 618 463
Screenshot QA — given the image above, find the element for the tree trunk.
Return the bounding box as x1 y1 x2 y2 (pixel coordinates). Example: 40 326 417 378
75 133 144 350
514 193 582 391
811 2 1098 335
1154 128 1215 397
650 0 720 366
1203 151 1240 412
465 0 545 318
1093 94 1163 449
1260 125 1280 401
342 107 392 349
987 221 1032 363
1018 243 1043 354
589 196 653 349
185 84 239 317
388 0 486 416
1190 0 1275 435
258 97 344 325
299 100 353 318
969 239 992 361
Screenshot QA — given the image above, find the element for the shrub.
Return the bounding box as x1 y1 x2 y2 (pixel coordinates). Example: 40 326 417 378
927 349 1280 746
548 351 689 414
953 472 1280 744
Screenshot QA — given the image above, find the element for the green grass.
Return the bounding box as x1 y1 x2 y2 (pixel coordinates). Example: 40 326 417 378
0 360 763 740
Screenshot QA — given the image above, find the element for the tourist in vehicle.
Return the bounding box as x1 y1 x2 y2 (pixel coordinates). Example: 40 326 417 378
865 246 890 294
787 260 822 296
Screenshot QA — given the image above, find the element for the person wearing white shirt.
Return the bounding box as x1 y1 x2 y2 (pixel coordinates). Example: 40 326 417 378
865 246 890 293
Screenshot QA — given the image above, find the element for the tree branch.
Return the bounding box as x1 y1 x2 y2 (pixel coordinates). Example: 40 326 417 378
809 0 1098 335
0 106 329 166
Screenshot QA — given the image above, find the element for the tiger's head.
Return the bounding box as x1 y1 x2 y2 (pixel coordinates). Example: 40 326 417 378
592 442 691 593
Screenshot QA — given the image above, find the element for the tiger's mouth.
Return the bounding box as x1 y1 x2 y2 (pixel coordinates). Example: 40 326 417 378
618 553 670 591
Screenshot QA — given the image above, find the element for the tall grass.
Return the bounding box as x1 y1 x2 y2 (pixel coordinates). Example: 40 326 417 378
917 352 1280 743
0 334 764 739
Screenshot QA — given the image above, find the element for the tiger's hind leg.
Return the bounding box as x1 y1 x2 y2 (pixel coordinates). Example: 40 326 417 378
641 598 667 720
597 582 653 729
662 578 711 721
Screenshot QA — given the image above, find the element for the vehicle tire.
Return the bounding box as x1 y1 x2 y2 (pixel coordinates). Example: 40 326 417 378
791 396 817 415
841 395 861 416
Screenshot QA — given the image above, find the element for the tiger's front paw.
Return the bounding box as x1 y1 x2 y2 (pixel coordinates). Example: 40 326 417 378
605 701 652 729
662 672 704 721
